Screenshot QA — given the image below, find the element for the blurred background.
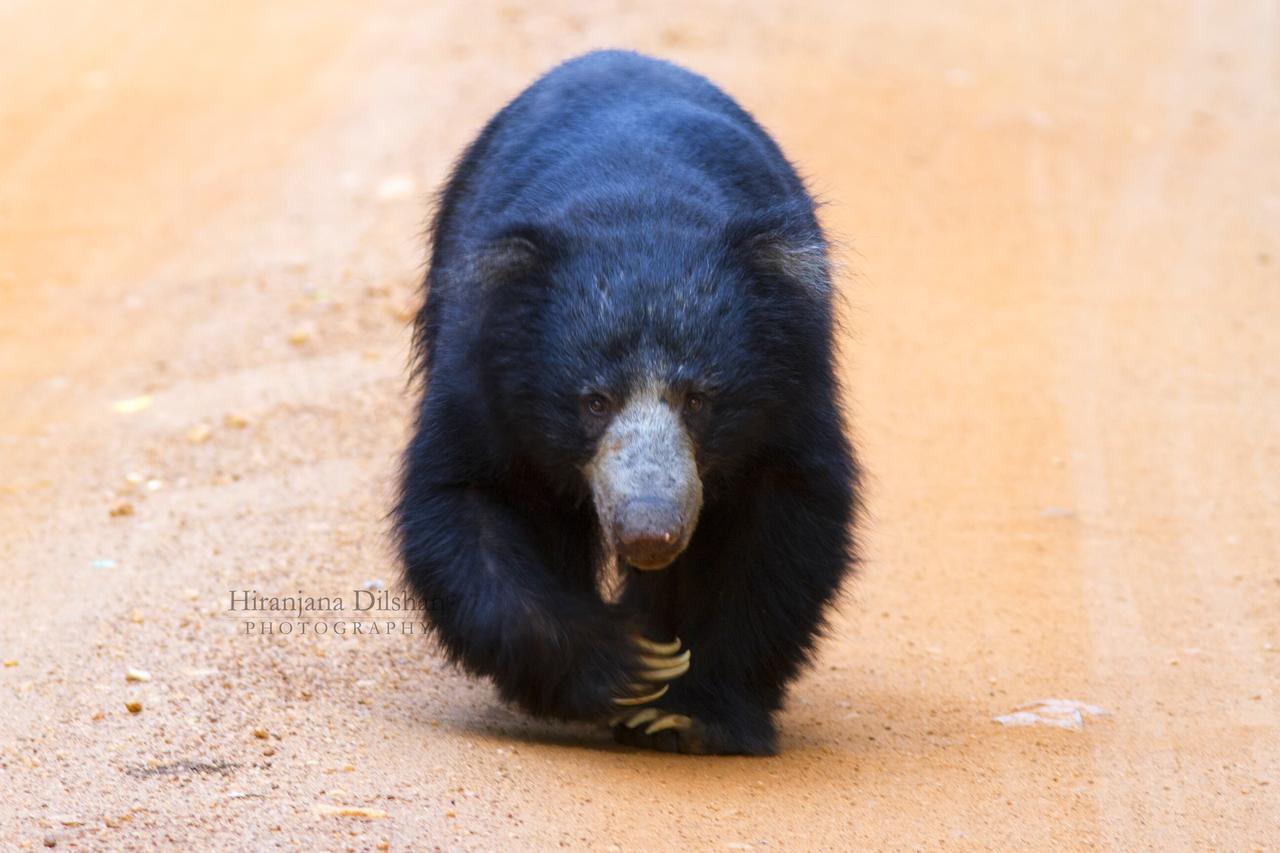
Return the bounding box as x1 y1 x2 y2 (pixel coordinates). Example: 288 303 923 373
1 1 1277 849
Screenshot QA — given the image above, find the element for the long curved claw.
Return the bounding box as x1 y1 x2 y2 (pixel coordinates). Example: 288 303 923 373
640 658 691 682
611 636 690 708
622 708 662 729
612 684 669 706
637 649 691 670
632 636 682 656
609 707 689 734
644 713 693 735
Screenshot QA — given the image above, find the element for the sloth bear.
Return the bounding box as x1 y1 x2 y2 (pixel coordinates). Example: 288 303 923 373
395 50 858 755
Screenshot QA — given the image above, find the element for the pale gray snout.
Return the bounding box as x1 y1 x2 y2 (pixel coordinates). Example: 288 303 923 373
585 382 703 572
613 497 686 570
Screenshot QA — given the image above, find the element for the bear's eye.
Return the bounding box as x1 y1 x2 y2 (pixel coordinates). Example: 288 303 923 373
684 392 707 415
584 394 611 418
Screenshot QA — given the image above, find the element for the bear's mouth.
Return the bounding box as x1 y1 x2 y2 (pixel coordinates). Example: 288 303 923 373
624 554 679 572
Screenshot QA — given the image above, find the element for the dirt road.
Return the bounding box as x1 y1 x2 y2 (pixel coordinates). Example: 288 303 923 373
2 1 1277 849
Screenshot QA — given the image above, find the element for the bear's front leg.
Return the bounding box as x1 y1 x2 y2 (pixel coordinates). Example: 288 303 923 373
609 456 856 756
396 441 695 721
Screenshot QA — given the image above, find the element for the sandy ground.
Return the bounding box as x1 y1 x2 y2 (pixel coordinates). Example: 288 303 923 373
1 1 1278 849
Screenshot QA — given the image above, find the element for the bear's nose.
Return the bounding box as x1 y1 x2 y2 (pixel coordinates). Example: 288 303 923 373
614 498 685 570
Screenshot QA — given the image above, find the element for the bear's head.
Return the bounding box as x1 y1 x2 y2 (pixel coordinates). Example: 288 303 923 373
471 207 831 571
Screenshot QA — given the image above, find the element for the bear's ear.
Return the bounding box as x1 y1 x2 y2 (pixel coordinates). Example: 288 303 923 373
469 223 566 292
723 209 831 301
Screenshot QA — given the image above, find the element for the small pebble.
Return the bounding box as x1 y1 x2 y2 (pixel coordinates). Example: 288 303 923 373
222 412 250 429
112 395 153 414
186 423 212 444
313 805 387 819
389 300 416 323
374 174 415 200
125 668 151 683
124 701 143 714
109 500 134 518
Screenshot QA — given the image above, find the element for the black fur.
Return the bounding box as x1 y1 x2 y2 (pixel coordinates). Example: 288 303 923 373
395 50 859 755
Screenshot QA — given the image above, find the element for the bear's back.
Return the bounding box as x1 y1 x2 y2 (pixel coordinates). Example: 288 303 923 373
438 51 810 246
